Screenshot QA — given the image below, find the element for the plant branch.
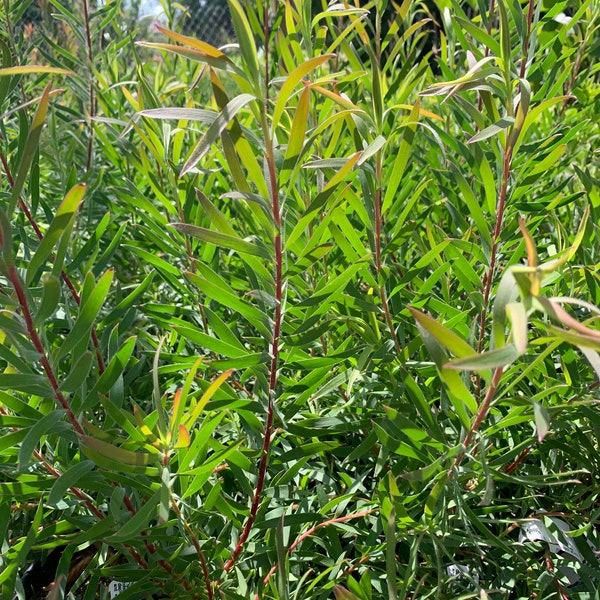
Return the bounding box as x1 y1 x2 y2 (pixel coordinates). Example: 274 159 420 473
0 150 106 373
224 6 281 573
257 508 376 597
519 0 536 79
81 0 95 171
476 135 513 394
452 365 504 471
170 497 214 600
7 265 85 435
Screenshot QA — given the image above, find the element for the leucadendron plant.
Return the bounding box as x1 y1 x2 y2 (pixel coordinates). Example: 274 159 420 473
1 0 599 598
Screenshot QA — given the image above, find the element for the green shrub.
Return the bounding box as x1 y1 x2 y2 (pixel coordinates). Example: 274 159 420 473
0 0 599 598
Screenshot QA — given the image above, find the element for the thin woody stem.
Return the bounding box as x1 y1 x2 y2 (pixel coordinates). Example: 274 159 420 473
224 4 281 573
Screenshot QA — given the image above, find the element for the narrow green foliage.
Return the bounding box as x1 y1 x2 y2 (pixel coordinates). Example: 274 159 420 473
0 0 598 598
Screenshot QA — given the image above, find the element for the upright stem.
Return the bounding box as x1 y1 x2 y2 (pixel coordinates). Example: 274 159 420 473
81 0 95 171
0 151 105 373
224 3 281 573
519 0 536 79
476 143 512 364
8 264 85 436
375 153 402 355
372 6 402 357
452 365 504 471
477 0 496 113
476 0 536 362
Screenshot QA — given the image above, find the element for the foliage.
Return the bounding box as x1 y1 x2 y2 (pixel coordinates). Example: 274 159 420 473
0 0 599 599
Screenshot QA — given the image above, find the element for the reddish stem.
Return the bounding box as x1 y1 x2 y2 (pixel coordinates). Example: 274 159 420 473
476 141 513 399
1 150 105 373
223 6 281 573
258 508 375 596
519 0 536 79
170 498 214 600
453 366 504 471
8 265 85 435
81 0 95 170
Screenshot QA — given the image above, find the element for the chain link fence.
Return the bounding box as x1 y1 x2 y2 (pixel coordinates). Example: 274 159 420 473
180 1 235 47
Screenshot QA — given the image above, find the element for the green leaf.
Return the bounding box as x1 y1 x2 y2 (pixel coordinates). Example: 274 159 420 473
281 84 310 186
0 40 12 108
138 107 218 122
497 0 512 79
173 323 248 358
59 351 94 392
33 274 61 326
56 269 113 360
492 269 519 349
0 373 53 396
275 515 289 600
171 223 270 259
424 473 448 521
0 65 73 76
47 460 95 507
539 205 589 273
506 302 528 355
109 489 160 543
9 84 51 217
27 184 86 284
532 401 550 443
19 410 69 469
170 358 202 436
137 42 242 75
0 499 44 590
468 117 515 144
84 336 136 403
272 54 334 131
383 102 419 213
228 0 260 85
333 585 361 600
81 435 159 473
408 308 476 359
446 345 519 370
179 92 256 177
185 369 233 429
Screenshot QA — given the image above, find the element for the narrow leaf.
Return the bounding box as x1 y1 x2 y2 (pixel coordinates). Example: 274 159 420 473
181 93 256 176
19 410 69 469
59 351 94 392
47 460 95 507
10 84 51 216
171 223 270 258
57 270 114 360
81 435 155 467
532 401 550 442
468 117 515 144
138 107 218 122
33 274 61 326
27 184 86 284
506 302 528 355
446 345 518 370
272 54 334 130
109 489 160 543
0 65 73 76
408 308 476 358
228 0 260 84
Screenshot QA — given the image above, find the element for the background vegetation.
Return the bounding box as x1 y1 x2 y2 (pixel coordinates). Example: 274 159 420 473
1 0 599 598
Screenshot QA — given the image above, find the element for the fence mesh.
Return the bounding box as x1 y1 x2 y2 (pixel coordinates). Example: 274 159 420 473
180 1 235 47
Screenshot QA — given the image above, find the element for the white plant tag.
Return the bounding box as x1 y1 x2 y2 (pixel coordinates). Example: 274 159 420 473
108 581 132 598
447 564 480 586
